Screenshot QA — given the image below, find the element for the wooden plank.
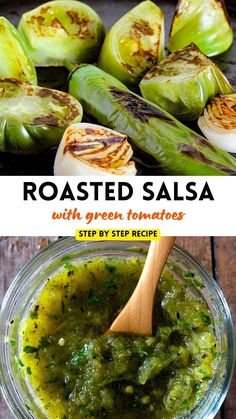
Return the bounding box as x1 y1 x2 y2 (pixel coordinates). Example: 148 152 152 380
213 237 236 419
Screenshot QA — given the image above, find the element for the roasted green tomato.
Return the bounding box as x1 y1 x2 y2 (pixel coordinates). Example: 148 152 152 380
98 0 164 86
21 257 218 419
0 78 82 154
168 0 233 57
0 17 37 84
140 44 234 121
18 0 105 67
68 64 236 175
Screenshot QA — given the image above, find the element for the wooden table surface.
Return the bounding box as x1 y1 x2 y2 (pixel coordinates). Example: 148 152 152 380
0 236 235 419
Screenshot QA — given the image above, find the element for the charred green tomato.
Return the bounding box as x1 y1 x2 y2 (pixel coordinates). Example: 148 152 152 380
0 78 82 154
18 0 105 67
168 0 233 57
0 17 37 84
140 44 234 121
68 64 236 175
98 0 164 86
21 257 218 419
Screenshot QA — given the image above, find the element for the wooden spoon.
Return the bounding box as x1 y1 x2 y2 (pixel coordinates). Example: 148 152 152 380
108 237 176 336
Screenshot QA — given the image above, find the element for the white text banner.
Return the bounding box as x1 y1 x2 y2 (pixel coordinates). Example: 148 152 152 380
0 176 233 236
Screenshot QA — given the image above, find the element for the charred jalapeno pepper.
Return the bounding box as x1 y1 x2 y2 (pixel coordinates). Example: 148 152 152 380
168 0 233 57
98 0 164 86
0 78 82 154
0 16 37 84
18 0 105 67
140 44 234 121
68 64 236 176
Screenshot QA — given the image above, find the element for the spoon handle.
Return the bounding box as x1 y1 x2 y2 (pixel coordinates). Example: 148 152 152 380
109 237 175 335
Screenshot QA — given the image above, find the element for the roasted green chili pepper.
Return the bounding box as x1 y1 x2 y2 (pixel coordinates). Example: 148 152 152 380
0 16 37 84
0 78 82 154
18 0 105 67
98 0 164 86
168 0 233 57
68 64 236 175
140 44 234 121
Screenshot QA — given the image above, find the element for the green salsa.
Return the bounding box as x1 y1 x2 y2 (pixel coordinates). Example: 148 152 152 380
21 256 219 418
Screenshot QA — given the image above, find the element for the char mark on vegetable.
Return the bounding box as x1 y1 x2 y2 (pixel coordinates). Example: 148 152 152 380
130 20 160 65
64 136 124 154
40 6 51 14
142 44 206 80
0 77 23 86
193 137 217 153
36 88 54 98
179 144 236 175
95 136 125 146
64 143 96 153
110 88 172 123
218 0 231 24
35 88 81 122
66 11 90 38
33 115 59 126
122 62 135 74
84 128 96 135
169 44 207 66
36 88 70 104
132 20 154 36
51 18 63 29
27 15 45 27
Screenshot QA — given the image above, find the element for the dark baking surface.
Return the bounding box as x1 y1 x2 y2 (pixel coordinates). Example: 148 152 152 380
0 0 235 175
0 236 235 419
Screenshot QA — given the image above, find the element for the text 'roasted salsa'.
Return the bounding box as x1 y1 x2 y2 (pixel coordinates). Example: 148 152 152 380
20 256 219 418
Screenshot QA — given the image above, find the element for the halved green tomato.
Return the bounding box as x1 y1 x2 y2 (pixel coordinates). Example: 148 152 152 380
0 16 37 84
98 0 164 86
18 0 105 67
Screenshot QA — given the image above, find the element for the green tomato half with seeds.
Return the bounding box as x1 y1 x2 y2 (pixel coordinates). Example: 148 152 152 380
98 0 165 86
18 0 105 67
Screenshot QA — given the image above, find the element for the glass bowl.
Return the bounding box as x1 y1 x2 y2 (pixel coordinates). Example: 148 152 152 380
0 238 235 419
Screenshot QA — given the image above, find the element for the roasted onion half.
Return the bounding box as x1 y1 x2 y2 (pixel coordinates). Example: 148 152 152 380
198 94 236 153
54 123 137 175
